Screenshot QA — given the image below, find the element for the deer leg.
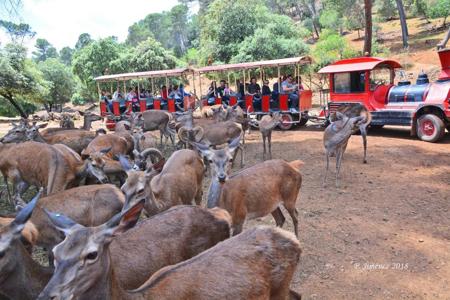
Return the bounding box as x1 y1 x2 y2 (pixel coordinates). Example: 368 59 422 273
13 180 29 210
159 130 164 147
360 125 368 164
271 207 286 227
3 176 12 205
268 131 272 160
262 134 266 160
194 188 203 206
239 144 244 167
232 222 244 236
286 207 299 237
323 152 330 187
335 149 344 188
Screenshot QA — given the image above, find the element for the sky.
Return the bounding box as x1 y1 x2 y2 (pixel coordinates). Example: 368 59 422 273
0 0 199 50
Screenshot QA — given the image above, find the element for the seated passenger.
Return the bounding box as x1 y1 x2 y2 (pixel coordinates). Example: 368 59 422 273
112 87 122 101
262 80 271 96
101 90 113 112
126 88 139 112
217 80 229 104
169 85 182 100
247 77 261 110
236 79 245 99
207 81 217 106
281 75 299 108
247 77 261 97
161 85 168 99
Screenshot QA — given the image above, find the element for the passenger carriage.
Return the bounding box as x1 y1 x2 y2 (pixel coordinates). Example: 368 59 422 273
94 68 197 130
195 56 313 130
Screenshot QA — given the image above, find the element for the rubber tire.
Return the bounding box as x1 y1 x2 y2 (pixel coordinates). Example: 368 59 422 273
417 114 445 143
278 113 294 130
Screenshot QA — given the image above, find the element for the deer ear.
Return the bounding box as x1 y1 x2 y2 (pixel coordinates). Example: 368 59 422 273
100 146 112 154
44 209 82 236
11 189 41 234
228 135 241 152
192 141 211 158
119 155 132 171
38 123 48 129
103 199 144 237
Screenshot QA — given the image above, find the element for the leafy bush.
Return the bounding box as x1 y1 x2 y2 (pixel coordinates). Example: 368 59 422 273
428 0 450 24
71 92 86 106
319 10 342 31
312 30 358 69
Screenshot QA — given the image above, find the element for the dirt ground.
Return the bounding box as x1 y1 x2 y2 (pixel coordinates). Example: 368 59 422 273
0 120 449 299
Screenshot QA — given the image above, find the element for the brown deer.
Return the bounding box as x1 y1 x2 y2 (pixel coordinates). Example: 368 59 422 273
331 103 372 164
194 140 303 237
249 112 282 160
28 184 125 255
27 123 99 154
41 112 102 135
38 200 301 300
0 191 52 300
129 111 176 146
0 141 103 209
323 111 367 187
120 149 204 215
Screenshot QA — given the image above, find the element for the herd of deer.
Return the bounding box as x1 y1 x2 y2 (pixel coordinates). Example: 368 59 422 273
0 102 370 300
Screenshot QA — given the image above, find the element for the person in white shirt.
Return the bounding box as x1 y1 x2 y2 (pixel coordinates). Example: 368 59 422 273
112 88 122 101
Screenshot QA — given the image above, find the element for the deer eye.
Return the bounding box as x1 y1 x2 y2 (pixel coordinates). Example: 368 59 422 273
85 251 98 261
137 188 145 194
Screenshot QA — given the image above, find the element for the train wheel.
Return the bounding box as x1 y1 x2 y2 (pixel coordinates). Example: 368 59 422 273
278 114 293 130
417 114 445 142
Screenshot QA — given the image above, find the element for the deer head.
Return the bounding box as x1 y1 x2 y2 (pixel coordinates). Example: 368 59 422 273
37 199 144 300
193 135 241 183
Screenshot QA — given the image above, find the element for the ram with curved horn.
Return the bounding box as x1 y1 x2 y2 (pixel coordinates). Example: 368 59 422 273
132 147 164 171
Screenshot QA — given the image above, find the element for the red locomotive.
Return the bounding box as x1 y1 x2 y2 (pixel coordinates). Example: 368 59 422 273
319 49 450 142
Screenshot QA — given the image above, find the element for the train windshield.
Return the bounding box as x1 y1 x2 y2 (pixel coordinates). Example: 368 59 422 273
333 71 365 94
370 67 392 90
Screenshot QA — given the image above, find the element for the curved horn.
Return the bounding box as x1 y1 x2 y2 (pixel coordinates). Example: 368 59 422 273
140 148 163 164
191 126 204 143
178 126 190 143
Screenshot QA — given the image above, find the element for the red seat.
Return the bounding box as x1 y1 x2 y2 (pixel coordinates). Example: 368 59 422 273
299 90 313 111
139 99 147 112
106 119 115 131
167 99 175 112
100 101 107 116
215 97 222 105
262 95 270 112
229 96 237 106
154 99 161 110
112 101 120 116
279 94 289 111
245 95 254 112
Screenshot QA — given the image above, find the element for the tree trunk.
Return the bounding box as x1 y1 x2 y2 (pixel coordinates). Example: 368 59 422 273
437 27 450 49
396 0 409 49
1 93 28 118
363 0 373 55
